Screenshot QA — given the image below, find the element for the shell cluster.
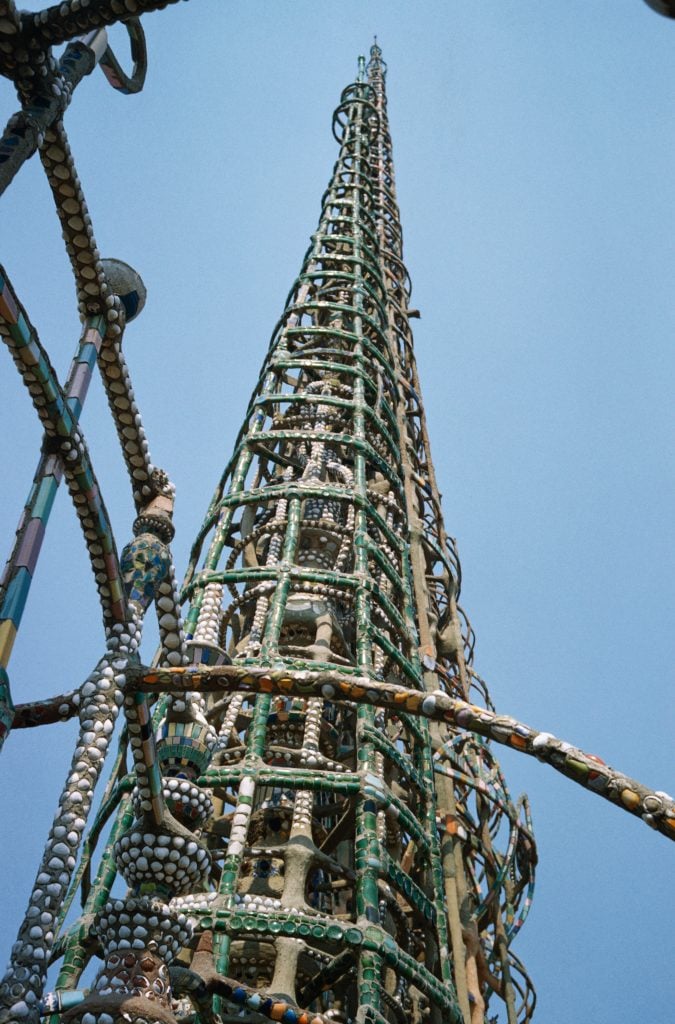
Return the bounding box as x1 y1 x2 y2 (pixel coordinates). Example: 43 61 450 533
93 898 190 964
113 828 210 896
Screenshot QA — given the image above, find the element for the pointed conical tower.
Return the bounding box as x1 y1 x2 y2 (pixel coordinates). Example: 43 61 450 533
0 43 535 1024
36 44 533 1024
171 43 537 1024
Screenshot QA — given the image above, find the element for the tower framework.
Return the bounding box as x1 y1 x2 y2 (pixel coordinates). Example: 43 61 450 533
0 6 673 1024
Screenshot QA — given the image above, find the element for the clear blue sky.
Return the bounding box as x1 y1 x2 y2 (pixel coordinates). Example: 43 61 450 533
1 2 673 1021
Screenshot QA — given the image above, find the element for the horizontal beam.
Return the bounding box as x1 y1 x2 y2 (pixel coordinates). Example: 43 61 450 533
127 662 675 843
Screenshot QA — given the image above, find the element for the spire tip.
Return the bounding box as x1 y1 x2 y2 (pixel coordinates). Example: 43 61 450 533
367 36 386 78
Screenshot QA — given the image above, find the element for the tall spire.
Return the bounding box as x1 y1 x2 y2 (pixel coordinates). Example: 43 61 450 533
180 44 534 1023
179 54 467 1019
0 45 534 1024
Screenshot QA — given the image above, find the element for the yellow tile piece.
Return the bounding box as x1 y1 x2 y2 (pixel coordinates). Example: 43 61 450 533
0 619 17 668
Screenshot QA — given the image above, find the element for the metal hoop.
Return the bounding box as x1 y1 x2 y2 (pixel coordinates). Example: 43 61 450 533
98 18 147 96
